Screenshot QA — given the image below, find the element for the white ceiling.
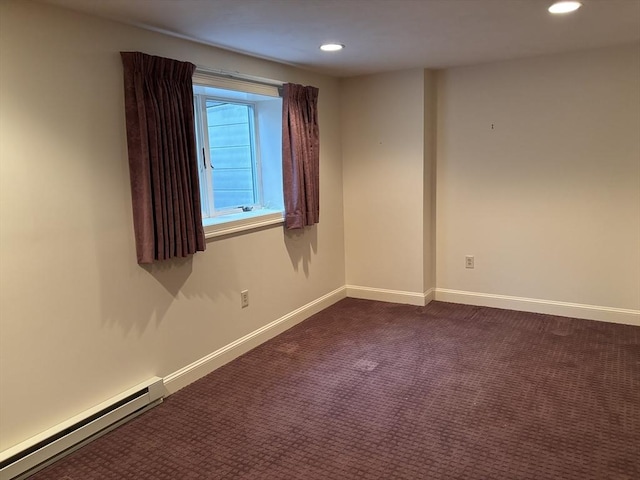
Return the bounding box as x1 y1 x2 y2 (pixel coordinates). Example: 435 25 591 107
43 0 640 77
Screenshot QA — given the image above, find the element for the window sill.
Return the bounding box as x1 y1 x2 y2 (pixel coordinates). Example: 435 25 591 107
203 209 284 239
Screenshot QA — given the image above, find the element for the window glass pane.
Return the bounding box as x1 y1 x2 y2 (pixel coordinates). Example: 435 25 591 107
213 190 255 208
206 103 250 125
207 124 250 148
205 100 256 210
210 146 252 169
212 169 255 190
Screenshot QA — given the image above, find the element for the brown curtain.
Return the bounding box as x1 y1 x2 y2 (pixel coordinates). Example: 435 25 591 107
282 83 320 229
120 52 205 264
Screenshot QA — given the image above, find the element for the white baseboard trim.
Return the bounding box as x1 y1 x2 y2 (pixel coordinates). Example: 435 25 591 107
346 285 434 307
163 285 637 396
163 286 347 395
434 288 640 326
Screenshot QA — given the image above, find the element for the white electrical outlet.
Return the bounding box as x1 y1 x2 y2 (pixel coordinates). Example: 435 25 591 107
241 290 249 308
465 255 475 269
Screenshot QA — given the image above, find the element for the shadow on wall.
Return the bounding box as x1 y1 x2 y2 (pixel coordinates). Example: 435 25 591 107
284 225 318 278
95 241 202 337
141 256 194 297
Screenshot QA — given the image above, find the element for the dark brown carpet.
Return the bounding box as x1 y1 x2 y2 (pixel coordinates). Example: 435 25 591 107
29 299 640 479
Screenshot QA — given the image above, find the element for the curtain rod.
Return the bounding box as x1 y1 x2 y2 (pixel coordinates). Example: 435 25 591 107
194 65 285 88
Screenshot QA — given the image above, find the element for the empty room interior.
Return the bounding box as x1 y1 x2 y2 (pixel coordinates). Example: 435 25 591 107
0 0 639 478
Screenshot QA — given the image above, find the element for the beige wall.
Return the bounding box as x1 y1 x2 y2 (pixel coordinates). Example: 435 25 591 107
436 44 640 312
0 0 345 450
341 69 431 299
423 71 438 294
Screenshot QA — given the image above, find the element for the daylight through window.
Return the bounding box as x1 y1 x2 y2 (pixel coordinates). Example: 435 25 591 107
193 74 283 225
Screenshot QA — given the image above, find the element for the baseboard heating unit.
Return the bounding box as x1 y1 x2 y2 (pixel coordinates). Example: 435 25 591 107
0 377 165 480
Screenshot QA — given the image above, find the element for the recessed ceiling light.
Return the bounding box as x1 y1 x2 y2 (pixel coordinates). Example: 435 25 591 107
548 1 582 14
320 43 344 52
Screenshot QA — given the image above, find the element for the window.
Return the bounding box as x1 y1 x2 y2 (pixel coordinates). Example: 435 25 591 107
192 73 283 237
196 99 257 211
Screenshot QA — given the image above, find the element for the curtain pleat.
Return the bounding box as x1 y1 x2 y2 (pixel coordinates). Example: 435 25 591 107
282 83 320 229
121 52 205 264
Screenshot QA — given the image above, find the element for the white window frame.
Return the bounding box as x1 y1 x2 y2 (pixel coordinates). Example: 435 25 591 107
192 71 284 239
195 95 261 216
